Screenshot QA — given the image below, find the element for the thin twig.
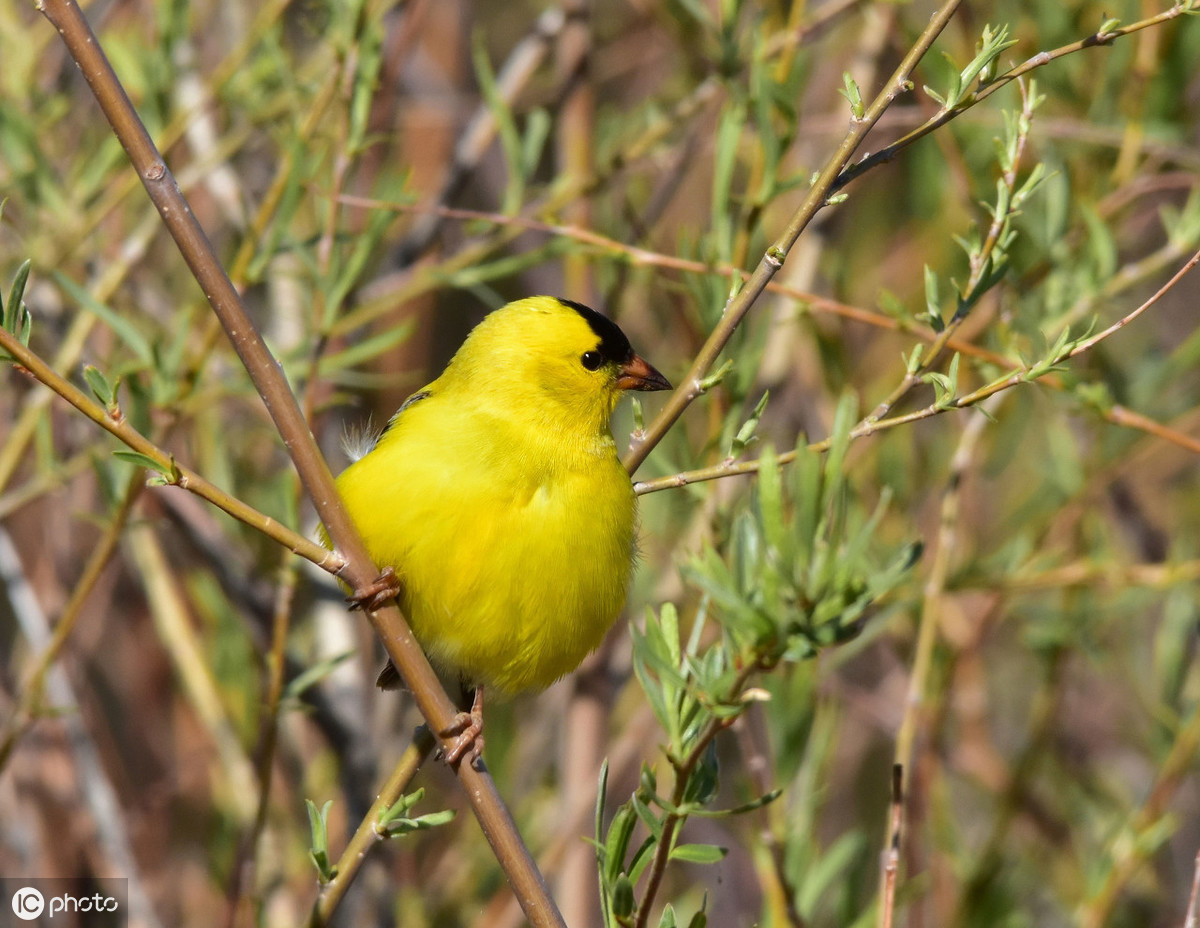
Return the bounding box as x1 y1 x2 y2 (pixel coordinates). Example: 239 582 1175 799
0 326 341 573
832 2 1198 191
223 547 302 928
879 764 903 928
881 402 993 925
1184 849 1200 928
634 244 1200 495
892 401 994 810
1066 245 1200 359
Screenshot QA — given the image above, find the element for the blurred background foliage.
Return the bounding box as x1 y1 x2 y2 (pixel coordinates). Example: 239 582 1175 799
1 0 1199 926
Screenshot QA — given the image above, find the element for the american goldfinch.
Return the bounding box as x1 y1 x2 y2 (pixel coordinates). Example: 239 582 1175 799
334 296 670 763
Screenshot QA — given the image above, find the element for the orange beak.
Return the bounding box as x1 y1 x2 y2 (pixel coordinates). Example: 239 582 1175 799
617 354 671 392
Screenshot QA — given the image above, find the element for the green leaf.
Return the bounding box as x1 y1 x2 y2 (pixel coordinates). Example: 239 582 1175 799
1013 162 1048 207
111 450 176 480
682 742 720 805
821 392 856 513
379 806 456 837
632 792 663 840
306 798 337 882
959 24 1016 92
627 835 658 885
668 843 728 864
923 265 944 331
796 831 867 916
412 809 456 827
83 365 116 407
697 358 734 392
660 601 682 669
611 874 635 918
324 206 400 326
5 259 31 327
712 101 744 261
632 636 673 737
630 395 645 434
380 787 424 822
520 108 551 180
595 758 610 861
729 391 768 459
688 788 783 818
838 72 864 119
756 443 784 558
306 798 331 851
639 762 658 797
604 804 637 886
1 259 33 356
943 59 963 108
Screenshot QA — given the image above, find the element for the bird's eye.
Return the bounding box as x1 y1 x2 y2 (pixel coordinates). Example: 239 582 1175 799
581 350 604 371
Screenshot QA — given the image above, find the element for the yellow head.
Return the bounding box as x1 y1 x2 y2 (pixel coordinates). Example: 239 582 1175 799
433 296 671 432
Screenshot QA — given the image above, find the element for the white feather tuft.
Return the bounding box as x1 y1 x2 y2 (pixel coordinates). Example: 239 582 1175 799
341 418 381 462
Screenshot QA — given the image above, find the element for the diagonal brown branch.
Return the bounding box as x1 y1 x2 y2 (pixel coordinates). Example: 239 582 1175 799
621 0 967 476
35 1 564 925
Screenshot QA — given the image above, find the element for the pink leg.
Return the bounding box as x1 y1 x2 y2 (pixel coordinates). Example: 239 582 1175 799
441 687 485 769
345 566 402 612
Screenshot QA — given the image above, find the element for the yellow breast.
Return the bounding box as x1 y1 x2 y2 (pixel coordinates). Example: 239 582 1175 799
335 392 635 695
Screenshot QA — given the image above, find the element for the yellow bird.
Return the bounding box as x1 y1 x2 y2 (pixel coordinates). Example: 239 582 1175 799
333 296 670 764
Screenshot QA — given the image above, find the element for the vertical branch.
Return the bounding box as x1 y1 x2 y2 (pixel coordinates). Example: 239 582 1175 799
887 400 993 919
879 764 903 928
223 548 302 928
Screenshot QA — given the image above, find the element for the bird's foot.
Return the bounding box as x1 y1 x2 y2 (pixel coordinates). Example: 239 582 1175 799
440 688 485 770
346 566 401 612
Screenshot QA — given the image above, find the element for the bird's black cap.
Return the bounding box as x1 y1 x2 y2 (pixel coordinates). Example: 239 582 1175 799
559 298 634 364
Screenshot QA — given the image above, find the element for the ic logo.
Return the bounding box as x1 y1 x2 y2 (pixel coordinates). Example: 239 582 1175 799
12 886 45 920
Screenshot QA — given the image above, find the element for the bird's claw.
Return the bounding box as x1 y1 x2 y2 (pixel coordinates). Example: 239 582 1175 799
347 567 401 612
439 689 485 769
